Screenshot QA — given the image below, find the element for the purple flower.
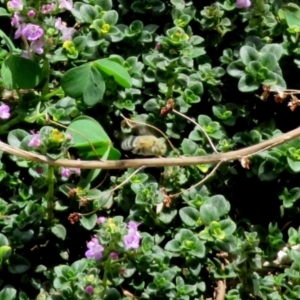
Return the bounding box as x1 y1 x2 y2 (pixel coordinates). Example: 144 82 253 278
124 231 141 249
14 23 24 39
8 0 23 10
55 17 66 31
123 221 142 250
11 12 23 27
61 27 76 41
97 216 106 224
66 133 73 140
0 104 10 119
127 221 141 232
28 10 36 18
85 236 104 260
85 285 94 294
41 3 56 14
236 0 251 8
28 131 41 147
110 252 118 260
61 168 71 179
155 43 161 51
21 50 32 59
32 39 45 54
22 24 44 41
59 0 73 10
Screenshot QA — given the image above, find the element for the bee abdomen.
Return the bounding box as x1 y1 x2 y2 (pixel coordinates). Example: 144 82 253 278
121 136 137 151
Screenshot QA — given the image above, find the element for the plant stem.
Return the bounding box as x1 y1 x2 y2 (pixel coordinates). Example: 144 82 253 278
0 115 24 134
46 166 55 221
101 259 110 298
0 29 15 52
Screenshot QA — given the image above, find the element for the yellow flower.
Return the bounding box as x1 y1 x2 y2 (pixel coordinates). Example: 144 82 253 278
101 24 110 34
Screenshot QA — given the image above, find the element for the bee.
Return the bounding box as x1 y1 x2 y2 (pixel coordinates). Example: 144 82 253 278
121 135 167 157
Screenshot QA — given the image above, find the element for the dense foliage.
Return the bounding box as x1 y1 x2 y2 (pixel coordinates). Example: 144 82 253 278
2 0 300 299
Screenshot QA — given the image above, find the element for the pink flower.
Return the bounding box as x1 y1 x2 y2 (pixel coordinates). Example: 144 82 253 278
32 39 45 54
127 221 141 232
123 221 142 250
54 17 66 31
61 27 76 41
0 104 10 119
155 43 161 50
110 252 118 260
41 3 56 14
236 0 251 8
11 12 23 27
85 286 94 294
61 168 71 179
28 131 41 147
22 24 44 41
21 51 32 59
85 237 104 260
14 23 24 39
97 216 106 224
124 232 141 249
8 0 23 10
28 10 36 18
59 0 73 10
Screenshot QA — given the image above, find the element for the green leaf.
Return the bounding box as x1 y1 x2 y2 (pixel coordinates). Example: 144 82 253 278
278 5 300 28
1 55 43 89
51 224 67 240
80 214 97 230
164 240 181 252
0 246 12 264
0 286 17 300
239 46 259 65
238 75 260 92
7 129 29 148
287 157 300 173
103 10 118 25
227 60 246 78
260 44 283 61
104 288 121 300
71 258 88 273
200 203 219 223
0 233 9 246
179 207 200 226
94 59 132 88
67 116 111 151
181 139 198 156
188 240 205 258
207 195 230 218
219 219 236 237
61 64 105 106
0 8 10 17
7 254 31 274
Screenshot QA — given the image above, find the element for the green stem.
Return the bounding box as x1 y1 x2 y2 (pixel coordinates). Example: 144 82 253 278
0 115 24 134
0 29 15 53
41 58 51 96
42 87 64 101
166 79 174 99
46 166 55 221
101 259 111 298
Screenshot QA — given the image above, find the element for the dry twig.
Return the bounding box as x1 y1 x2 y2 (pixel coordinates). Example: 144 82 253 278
0 125 298 169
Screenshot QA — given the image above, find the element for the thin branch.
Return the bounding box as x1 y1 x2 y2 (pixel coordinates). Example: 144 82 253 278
84 166 145 202
169 161 222 198
0 125 299 169
172 108 219 154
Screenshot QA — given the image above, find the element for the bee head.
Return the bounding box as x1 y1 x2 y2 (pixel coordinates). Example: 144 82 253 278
153 138 167 157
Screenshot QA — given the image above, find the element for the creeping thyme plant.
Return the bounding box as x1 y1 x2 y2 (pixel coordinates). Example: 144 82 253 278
3 0 300 299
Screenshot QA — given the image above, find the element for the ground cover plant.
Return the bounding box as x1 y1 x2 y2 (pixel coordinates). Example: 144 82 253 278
2 0 300 299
